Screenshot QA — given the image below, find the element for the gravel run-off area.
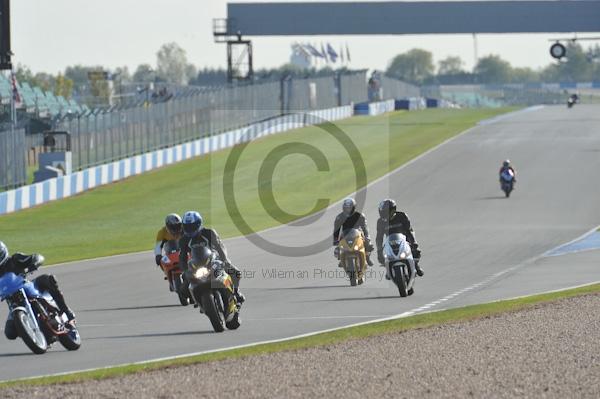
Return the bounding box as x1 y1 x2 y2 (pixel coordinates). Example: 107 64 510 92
4 293 600 399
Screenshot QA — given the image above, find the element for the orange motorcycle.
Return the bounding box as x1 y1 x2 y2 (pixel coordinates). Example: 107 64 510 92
159 240 190 306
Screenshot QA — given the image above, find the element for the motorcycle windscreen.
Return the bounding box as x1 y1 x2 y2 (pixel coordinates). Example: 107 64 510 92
163 240 179 254
342 228 361 244
0 272 27 299
387 233 409 255
501 170 514 181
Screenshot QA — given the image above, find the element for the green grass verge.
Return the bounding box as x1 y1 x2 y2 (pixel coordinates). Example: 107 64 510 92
0 108 515 264
1 282 598 388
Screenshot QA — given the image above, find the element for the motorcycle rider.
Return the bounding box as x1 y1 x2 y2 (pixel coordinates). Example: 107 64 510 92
375 199 424 277
499 160 516 184
154 213 183 266
333 198 374 266
0 241 76 340
178 211 244 303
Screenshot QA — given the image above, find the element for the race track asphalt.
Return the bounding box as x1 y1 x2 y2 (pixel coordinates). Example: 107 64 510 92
1 104 599 381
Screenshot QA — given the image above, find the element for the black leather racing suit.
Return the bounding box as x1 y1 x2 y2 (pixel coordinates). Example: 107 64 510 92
1 253 73 340
375 211 420 264
178 228 241 290
333 211 373 250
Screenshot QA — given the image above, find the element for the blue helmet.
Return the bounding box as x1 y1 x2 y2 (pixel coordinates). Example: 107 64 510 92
0 241 8 267
182 211 203 237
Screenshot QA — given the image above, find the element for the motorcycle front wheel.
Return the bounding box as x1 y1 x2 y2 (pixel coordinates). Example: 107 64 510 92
13 309 48 354
200 291 225 332
346 257 357 286
58 325 82 351
174 276 189 306
392 264 408 297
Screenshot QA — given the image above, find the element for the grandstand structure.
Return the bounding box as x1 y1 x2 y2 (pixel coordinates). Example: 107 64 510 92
0 73 89 121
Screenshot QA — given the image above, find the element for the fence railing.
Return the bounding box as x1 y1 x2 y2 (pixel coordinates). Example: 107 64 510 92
9 71 419 186
54 73 378 171
0 128 27 190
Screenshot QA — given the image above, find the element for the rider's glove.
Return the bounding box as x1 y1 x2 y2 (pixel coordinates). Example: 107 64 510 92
411 244 421 260
27 263 39 273
155 254 162 266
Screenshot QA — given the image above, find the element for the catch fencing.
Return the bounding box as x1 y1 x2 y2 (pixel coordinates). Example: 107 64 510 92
380 75 421 99
6 71 419 187
54 73 374 171
0 128 26 191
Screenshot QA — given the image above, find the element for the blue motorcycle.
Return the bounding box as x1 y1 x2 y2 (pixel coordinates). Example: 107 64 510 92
0 256 81 354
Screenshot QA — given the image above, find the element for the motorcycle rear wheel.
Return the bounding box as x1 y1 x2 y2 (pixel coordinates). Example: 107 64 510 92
13 309 48 354
200 292 225 332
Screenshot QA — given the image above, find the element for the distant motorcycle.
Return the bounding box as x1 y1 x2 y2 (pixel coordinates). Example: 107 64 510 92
159 240 191 306
382 233 416 297
337 228 368 286
567 94 579 108
500 169 515 197
187 246 241 333
0 255 81 354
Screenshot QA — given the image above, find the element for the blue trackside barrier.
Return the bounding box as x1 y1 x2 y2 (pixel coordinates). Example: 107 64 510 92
559 82 577 89
354 102 370 115
0 105 353 216
395 97 426 110
426 98 440 108
354 99 396 116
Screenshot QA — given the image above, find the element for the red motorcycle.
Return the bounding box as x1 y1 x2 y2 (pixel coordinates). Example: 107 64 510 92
159 241 190 306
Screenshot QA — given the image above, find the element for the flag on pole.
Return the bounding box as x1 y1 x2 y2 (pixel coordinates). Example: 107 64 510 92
321 43 329 63
305 43 324 58
326 43 338 63
340 45 345 63
346 43 351 63
294 43 311 59
11 70 20 104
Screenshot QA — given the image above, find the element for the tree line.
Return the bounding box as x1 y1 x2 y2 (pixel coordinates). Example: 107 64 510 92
15 41 600 104
386 43 600 86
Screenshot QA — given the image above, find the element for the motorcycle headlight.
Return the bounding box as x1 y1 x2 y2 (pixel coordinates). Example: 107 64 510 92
400 252 407 259
354 245 359 251
162 256 170 264
193 267 210 280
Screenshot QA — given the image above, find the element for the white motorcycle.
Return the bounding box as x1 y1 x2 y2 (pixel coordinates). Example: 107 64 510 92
383 233 416 297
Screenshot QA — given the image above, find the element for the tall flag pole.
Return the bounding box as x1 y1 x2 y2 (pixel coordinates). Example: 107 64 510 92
346 43 351 64
321 43 329 64
10 68 19 127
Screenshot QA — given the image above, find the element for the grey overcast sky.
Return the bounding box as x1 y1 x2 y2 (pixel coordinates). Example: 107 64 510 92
12 0 600 74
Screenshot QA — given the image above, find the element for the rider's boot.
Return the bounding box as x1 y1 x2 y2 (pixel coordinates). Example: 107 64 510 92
234 288 245 305
415 262 424 277
366 253 374 266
